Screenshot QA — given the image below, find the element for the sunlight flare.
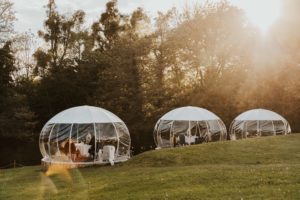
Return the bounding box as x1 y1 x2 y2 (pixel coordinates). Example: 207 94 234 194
232 0 281 32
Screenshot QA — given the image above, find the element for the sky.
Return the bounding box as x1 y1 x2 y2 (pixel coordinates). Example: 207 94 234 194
12 0 282 34
12 0 197 33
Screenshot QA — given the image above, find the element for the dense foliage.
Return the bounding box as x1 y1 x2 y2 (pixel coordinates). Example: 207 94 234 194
0 0 299 154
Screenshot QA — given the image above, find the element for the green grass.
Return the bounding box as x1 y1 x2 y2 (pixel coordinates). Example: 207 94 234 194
1 134 300 199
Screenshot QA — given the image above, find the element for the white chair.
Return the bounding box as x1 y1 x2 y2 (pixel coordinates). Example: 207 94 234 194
103 145 115 165
185 135 196 144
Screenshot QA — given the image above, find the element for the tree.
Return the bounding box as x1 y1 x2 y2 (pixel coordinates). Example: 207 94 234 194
90 5 154 153
144 9 177 117
0 0 15 44
264 0 300 132
0 42 37 139
30 0 91 126
144 2 257 127
91 0 123 51
11 31 37 78
36 0 86 72
0 41 14 99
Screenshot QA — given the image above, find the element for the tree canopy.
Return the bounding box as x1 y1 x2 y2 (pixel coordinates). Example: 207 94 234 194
0 0 299 154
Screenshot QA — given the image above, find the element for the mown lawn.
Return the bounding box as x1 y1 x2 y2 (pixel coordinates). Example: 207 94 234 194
1 134 300 200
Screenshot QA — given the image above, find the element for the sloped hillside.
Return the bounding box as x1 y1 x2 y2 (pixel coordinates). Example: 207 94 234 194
125 134 300 167
1 134 300 200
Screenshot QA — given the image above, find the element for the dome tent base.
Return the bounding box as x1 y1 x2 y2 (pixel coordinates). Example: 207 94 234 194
41 156 129 170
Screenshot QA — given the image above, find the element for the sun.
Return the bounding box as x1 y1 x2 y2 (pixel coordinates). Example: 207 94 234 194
231 0 282 32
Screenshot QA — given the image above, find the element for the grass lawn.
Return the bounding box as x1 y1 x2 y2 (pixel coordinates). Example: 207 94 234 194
1 134 300 199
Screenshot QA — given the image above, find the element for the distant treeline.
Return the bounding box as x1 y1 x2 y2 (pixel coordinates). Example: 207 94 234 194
0 0 299 153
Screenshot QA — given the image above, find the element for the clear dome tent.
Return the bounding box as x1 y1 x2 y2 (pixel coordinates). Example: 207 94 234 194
39 106 131 167
153 106 227 148
229 109 291 140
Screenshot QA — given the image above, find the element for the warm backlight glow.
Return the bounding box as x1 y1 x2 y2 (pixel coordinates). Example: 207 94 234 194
232 0 281 32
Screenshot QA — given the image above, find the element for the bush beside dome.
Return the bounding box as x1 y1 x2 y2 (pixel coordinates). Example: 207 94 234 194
153 106 227 148
39 106 131 167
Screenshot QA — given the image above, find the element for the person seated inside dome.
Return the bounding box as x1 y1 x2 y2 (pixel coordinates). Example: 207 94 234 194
74 140 91 161
61 139 76 160
173 136 178 147
58 139 88 162
85 133 92 144
179 134 186 146
88 135 96 160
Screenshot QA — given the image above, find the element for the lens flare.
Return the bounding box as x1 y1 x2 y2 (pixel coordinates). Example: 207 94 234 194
231 0 281 32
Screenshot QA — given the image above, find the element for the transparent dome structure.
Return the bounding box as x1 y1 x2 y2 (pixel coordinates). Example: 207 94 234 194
39 106 131 167
229 109 291 140
153 106 227 148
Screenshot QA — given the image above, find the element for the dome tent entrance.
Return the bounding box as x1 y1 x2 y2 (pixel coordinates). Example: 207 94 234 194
153 106 227 148
229 109 291 140
39 106 131 167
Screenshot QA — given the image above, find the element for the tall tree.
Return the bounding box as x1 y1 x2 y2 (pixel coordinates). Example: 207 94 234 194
91 5 153 152
265 0 300 131
146 2 257 126
90 0 123 51
0 41 14 99
36 0 85 72
0 42 36 139
30 0 90 126
145 9 178 116
0 0 15 44
12 31 37 78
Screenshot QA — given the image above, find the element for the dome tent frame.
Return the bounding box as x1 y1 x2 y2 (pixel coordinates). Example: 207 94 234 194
153 106 227 148
229 109 291 140
39 106 131 168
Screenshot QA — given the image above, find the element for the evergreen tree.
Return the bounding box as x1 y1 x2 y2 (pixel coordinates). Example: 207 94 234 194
0 42 37 138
